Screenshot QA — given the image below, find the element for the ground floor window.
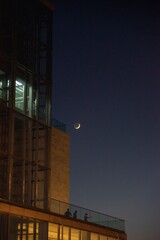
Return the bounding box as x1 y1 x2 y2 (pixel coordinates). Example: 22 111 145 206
0 212 120 240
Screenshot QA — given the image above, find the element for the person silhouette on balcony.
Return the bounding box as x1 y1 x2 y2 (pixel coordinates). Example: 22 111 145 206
73 210 78 219
64 208 72 217
84 213 89 221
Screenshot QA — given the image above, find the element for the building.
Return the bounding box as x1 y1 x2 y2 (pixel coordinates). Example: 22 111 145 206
0 0 127 239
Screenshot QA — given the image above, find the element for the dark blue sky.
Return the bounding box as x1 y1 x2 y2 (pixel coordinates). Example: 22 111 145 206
52 1 160 240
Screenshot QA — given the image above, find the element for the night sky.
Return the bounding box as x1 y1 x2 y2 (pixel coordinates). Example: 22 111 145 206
52 1 160 240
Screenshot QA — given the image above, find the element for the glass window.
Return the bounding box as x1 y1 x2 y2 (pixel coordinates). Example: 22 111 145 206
48 223 58 240
63 226 70 240
28 222 34 234
100 235 108 240
71 228 80 240
81 231 90 240
91 233 99 240
60 225 63 240
17 220 37 240
15 78 25 111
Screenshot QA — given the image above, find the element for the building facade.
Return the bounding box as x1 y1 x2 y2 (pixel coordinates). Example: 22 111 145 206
0 0 53 208
0 0 127 239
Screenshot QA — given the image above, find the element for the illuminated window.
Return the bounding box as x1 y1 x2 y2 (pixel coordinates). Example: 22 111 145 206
17 221 39 240
71 228 80 240
100 235 108 240
81 231 90 240
48 223 58 240
15 78 25 111
63 226 70 240
91 233 99 240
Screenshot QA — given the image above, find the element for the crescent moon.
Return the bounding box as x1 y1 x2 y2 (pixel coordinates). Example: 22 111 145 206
74 123 81 129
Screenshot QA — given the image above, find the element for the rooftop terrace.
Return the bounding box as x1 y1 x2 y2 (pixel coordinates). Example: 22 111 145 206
0 195 125 233
50 198 125 232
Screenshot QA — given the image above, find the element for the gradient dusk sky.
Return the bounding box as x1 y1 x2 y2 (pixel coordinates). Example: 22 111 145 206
52 1 160 240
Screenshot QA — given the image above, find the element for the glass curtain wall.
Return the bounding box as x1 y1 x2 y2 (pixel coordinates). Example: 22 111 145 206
0 0 52 210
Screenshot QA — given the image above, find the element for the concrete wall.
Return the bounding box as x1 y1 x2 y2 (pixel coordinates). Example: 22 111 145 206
49 127 70 203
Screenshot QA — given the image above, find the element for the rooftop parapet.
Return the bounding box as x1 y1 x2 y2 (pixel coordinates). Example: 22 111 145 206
52 118 67 132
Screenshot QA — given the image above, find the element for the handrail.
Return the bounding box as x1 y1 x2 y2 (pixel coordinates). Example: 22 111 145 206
0 196 125 232
49 198 125 232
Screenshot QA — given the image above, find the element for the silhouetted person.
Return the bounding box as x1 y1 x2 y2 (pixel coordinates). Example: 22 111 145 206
64 208 72 217
84 213 89 221
73 210 77 219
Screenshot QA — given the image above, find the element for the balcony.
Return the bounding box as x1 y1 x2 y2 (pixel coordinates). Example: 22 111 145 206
0 195 125 233
50 198 125 232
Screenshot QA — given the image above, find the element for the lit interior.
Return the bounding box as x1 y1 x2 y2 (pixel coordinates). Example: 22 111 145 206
15 79 25 111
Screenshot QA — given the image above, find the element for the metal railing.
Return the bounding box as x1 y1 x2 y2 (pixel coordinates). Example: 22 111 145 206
0 196 125 232
49 198 125 232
